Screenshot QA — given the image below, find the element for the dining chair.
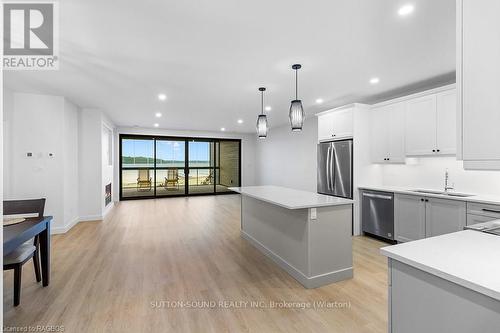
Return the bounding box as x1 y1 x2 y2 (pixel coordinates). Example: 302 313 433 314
3 198 46 306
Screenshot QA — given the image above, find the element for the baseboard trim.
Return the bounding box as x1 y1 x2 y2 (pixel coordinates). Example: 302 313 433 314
79 214 103 222
241 230 353 289
51 216 80 235
50 203 117 235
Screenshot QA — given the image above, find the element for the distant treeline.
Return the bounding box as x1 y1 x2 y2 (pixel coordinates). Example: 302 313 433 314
122 156 208 164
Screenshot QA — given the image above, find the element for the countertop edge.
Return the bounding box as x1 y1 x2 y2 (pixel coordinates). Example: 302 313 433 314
229 187 354 209
381 243 500 302
358 186 500 206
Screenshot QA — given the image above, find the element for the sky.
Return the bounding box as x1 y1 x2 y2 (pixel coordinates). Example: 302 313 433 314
122 139 210 162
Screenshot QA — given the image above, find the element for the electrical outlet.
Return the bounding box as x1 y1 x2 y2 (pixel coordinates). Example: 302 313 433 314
310 208 317 220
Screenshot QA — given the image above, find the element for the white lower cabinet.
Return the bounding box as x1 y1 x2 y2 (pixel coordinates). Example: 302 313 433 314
425 198 466 237
394 194 426 242
395 194 466 242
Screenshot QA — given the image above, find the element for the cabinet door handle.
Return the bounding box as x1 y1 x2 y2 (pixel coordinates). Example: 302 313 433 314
432 149 436 152
437 149 440 152
425 199 429 202
420 198 424 202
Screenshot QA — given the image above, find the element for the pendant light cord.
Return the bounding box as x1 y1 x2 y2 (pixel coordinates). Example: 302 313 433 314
295 68 298 100
261 90 264 115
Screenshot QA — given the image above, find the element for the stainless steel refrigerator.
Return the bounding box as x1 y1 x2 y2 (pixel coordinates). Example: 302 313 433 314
317 139 353 199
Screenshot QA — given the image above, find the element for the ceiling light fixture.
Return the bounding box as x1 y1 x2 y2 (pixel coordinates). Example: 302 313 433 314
398 4 414 16
370 77 380 84
237 119 244 124
265 106 272 112
220 127 226 132
315 98 324 104
289 64 305 131
154 123 159 127
155 112 162 118
158 93 167 101
256 87 268 139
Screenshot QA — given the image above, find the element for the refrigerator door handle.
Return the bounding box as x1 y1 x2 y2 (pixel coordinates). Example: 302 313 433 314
330 144 336 190
326 145 332 191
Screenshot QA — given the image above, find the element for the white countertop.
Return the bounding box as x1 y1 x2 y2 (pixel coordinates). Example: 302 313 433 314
229 185 354 209
358 185 500 206
381 230 500 301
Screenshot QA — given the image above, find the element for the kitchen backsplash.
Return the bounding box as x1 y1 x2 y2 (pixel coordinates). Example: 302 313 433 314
381 156 500 196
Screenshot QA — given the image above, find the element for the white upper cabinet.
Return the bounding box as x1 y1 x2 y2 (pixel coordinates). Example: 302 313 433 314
436 90 457 155
405 95 437 156
458 0 500 169
317 107 353 141
405 90 457 156
370 103 405 163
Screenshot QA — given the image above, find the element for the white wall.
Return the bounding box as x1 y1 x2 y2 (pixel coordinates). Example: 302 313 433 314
63 100 80 227
381 156 500 196
114 127 257 198
78 109 114 220
254 117 317 192
2 92 80 233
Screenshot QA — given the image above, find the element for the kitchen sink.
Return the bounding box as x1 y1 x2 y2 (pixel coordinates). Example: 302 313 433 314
410 189 474 198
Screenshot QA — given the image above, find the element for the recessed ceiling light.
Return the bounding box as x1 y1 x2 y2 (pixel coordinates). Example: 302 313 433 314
398 4 414 16
154 123 159 127
315 98 324 104
237 119 243 124
370 77 380 84
265 106 272 112
220 127 226 131
155 112 162 118
158 93 167 101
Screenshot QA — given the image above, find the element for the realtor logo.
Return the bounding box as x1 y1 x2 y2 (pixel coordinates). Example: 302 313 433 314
3 2 59 70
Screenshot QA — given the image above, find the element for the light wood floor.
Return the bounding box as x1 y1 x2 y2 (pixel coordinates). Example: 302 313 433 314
3 195 389 333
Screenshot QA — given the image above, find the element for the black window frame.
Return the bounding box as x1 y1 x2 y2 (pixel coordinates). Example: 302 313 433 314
119 134 242 200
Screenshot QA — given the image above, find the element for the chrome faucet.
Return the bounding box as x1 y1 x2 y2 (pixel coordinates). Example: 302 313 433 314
444 169 454 193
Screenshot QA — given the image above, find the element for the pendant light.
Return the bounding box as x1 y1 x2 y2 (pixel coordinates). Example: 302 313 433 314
256 87 268 138
289 64 305 131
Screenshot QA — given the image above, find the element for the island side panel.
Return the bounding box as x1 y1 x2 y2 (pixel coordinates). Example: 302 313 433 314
389 259 500 333
241 195 309 278
308 204 353 282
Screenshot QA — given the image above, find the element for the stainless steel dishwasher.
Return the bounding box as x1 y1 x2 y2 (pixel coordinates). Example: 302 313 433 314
361 190 394 241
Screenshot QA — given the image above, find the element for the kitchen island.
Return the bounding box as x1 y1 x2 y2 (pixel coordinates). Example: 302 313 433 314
381 230 500 333
229 185 354 288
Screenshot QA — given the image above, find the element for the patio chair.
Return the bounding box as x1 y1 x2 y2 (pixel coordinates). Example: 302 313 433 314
164 168 179 190
201 170 214 185
137 169 152 191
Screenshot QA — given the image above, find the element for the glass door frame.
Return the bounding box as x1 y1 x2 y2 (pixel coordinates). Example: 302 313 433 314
119 134 241 200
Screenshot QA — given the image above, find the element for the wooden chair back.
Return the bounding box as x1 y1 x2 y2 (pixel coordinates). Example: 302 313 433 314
3 198 46 217
138 169 150 181
167 168 178 181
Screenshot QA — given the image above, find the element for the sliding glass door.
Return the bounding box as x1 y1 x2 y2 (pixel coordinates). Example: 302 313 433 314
188 140 215 194
121 138 155 199
156 139 186 196
119 135 240 200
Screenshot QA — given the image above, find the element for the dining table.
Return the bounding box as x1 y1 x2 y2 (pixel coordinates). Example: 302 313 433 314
3 216 52 286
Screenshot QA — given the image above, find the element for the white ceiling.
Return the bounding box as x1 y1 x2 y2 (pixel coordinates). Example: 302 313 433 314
4 0 456 133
